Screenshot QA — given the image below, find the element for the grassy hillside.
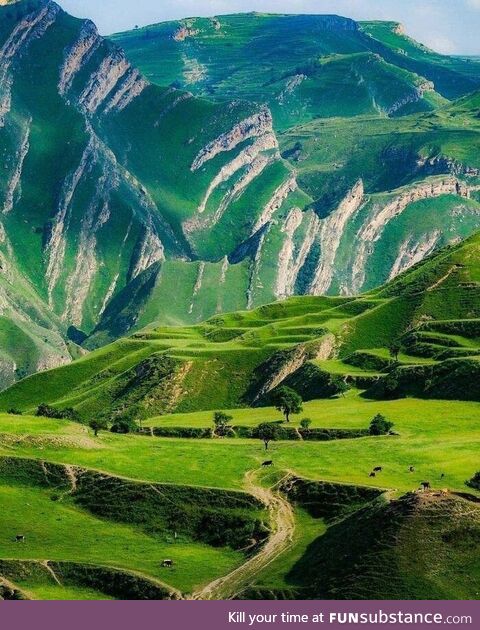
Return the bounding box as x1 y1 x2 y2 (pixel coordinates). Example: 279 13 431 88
3 231 480 420
284 491 480 600
112 13 478 130
1 225 479 598
0 407 478 599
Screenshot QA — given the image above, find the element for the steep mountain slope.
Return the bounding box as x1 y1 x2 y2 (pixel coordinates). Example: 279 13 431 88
1 2 480 389
2 230 479 420
112 13 478 130
0 0 310 384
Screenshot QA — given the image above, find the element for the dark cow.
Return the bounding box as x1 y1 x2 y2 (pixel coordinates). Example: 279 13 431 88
409 466 415 473
373 467 383 473
420 481 431 491
262 461 273 467
369 472 376 478
15 535 25 543
440 473 445 479
162 559 174 568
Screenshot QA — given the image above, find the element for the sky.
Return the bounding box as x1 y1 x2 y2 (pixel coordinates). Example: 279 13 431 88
58 0 480 55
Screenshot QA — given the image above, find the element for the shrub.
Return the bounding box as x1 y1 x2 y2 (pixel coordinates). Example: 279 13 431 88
35 404 80 421
369 414 394 436
466 472 480 491
111 421 133 434
7 408 22 416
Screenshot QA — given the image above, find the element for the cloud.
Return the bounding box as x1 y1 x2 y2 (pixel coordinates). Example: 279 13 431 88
466 0 480 9
424 35 457 55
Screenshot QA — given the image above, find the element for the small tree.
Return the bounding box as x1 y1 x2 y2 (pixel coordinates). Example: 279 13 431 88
111 420 134 434
257 422 281 450
271 386 303 423
89 419 108 437
369 414 394 436
331 375 350 398
213 411 233 436
300 418 312 431
389 342 402 362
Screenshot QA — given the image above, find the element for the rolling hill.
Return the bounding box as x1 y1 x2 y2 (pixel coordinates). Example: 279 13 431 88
2 229 480 421
0 231 479 600
112 14 480 129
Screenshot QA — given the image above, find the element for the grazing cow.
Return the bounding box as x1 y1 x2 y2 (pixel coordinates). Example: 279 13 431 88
162 559 174 568
409 466 415 473
369 472 376 478
440 473 445 479
373 467 383 473
15 535 25 543
420 481 431 491
262 461 273 467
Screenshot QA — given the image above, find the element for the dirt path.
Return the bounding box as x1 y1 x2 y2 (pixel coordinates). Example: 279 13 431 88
192 469 295 600
40 560 62 586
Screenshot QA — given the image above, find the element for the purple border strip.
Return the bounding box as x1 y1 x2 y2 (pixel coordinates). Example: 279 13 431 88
0 600 478 630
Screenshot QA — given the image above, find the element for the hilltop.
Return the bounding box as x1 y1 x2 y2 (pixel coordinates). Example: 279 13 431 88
112 13 479 130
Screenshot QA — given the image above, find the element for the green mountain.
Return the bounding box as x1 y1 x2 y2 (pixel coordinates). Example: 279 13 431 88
112 14 480 129
0 0 305 384
2 229 479 421
1 2 480 391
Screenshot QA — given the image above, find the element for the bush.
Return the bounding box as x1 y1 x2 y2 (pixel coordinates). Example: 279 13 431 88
7 408 23 416
36 404 80 421
466 472 480 491
111 421 133 434
369 414 394 436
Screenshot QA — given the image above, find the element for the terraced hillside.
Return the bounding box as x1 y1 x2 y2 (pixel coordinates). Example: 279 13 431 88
0 386 478 598
0 231 479 600
3 230 480 420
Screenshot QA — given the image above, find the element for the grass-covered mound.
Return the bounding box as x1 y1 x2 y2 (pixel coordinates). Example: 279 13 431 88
287 492 480 600
0 559 176 600
281 477 384 523
0 456 268 551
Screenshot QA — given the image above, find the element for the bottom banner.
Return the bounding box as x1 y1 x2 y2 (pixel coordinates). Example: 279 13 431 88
0 600 478 630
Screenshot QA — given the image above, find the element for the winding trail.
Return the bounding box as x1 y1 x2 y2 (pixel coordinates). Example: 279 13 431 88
192 469 295 600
